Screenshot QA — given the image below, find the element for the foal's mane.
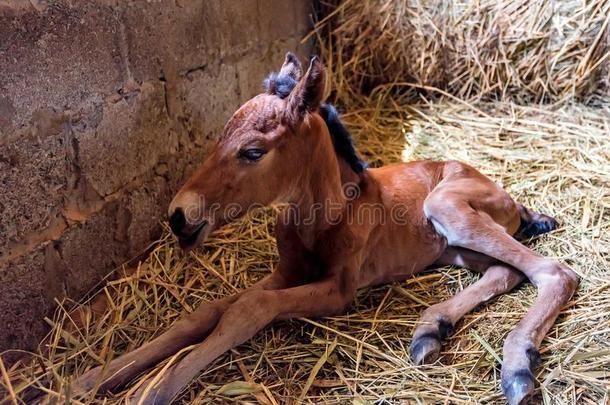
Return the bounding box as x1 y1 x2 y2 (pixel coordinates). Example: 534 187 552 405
263 73 367 174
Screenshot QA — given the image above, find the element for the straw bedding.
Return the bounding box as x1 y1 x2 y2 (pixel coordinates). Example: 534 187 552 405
2 98 608 404
2 1 610 404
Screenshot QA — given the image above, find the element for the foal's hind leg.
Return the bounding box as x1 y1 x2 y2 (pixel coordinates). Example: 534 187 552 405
424 195 578 405
410 248 525 365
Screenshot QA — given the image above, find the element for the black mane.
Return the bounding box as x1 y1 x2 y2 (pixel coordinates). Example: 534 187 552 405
263 73 367 174
318 103 367 173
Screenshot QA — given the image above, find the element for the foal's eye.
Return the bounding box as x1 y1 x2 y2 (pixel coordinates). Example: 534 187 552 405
239 148 267 162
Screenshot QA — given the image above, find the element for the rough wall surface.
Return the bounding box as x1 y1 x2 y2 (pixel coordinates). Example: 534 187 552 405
0 0 313 361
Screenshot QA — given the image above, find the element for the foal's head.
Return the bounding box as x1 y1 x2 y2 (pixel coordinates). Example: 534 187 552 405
168 53 363 249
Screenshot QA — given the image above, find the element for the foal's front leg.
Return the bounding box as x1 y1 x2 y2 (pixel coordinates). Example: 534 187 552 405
73 272 287 395
130 274 356 404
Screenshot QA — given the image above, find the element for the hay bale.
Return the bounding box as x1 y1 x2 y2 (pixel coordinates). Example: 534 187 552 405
311 0 610 104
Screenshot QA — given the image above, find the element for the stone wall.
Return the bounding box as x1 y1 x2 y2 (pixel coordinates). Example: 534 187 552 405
0 0 313 361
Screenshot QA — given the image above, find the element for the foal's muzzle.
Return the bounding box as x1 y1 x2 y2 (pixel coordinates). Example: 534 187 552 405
169 208 208 249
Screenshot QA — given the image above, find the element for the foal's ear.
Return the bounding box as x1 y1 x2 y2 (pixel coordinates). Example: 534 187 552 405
279 52 302 81
284 56 326 126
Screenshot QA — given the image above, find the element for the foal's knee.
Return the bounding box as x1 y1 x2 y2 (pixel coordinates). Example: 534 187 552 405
561 265 579 288
531 261 579 298
212 290 278 338
557 265 579 297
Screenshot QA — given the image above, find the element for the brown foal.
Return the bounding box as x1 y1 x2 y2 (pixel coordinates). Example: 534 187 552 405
73 53 578 405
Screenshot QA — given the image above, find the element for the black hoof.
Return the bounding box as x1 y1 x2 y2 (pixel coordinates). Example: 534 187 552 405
410 333 441 365
533 219 557 234
502 369 535 405
520 216 558 239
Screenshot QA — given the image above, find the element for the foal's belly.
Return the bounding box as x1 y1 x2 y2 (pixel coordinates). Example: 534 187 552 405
359 217 447 287
357 161 448 287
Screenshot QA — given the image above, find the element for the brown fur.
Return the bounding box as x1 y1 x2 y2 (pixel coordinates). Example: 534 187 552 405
73 54 578 405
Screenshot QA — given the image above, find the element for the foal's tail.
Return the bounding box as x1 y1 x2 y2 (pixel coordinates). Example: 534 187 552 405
514 203 559 241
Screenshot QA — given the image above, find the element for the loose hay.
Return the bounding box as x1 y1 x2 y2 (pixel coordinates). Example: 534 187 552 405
2 97 609 404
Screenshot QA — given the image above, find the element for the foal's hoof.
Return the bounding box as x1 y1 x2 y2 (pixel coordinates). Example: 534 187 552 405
502 369 535 405
518 214 558 239
410 333 441 365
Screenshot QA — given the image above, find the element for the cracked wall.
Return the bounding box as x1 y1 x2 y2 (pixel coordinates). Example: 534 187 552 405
0 0 313 361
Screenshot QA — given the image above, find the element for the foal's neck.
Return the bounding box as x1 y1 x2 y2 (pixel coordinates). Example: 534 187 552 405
290 115 361 249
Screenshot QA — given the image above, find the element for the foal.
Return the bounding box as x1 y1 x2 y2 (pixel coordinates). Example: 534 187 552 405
74 53 578 405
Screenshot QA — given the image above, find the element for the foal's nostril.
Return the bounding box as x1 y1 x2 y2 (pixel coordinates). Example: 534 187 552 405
169 208 186 235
